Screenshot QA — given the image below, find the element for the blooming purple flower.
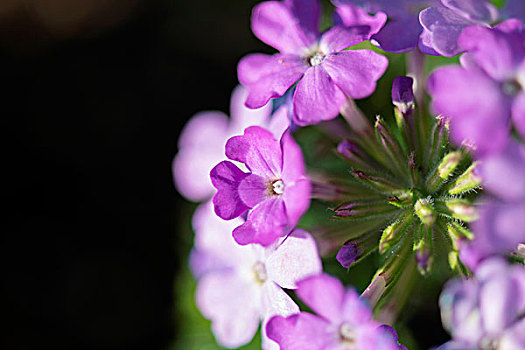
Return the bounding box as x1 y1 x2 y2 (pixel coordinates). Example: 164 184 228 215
210 126 310 246
438 258 525 350
459 141 525 269
266 274 406 350
427 23 525 155
172 85 290 202
419 0 500 57
238 0 388 126
191 201 322 349
334 0 438 53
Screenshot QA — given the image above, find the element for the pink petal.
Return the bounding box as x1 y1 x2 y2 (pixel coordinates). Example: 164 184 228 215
239 173 269 208
267 313 333 350
251 1 317 54
281 131 306 183
233 197 288 246
512 91 525 139
319 25 371 54
283 0 321 36
322 50 388 99
267 105 292 139
173 111 229 201
210 161 250 220
334 3 386 36
229 84 273 133
293 65 347 125
282 178 311 227
196 270 262 348
296 274 345 323
226 126 283 178
261 282 300 350
266 229 322 289
238 53 308 109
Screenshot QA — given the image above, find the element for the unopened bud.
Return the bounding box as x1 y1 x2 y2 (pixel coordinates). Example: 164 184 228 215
427 151 463 192
332 201 394 219
350 170 402 194
448 162 482 195
415 198 435 226
336 231 380 268
379 212 414 254
391 76 415 115
443 198 478 222
414 225 434 276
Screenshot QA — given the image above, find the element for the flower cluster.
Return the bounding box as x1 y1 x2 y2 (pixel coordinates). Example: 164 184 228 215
173 0 525 349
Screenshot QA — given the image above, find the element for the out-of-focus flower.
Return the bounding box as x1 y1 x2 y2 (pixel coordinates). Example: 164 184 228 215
191 201 322 349
427 23 525 155
419 0 499 57
266 274 405 350
334 0 438 53
460 141 525 269
172 85 288 202
238 0 388 125
438 258 525 350
210 126 310 246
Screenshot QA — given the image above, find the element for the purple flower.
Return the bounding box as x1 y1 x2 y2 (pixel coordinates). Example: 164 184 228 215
191 201 322 349
427 23 525 155
172 85 289 202
459 141 525 269
334 0 438 53
266 274 405 350
438 258 525 350
238 0 388 126
210 126 311 246
419 0 499 57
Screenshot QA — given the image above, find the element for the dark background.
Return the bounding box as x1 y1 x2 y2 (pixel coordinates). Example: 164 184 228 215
2 0 264 349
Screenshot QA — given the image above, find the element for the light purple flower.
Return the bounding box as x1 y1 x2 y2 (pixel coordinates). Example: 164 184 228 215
266 274 406 350
427 23 525 155
191 201 322 349
419 0 499 57
210 126 310 246
459 141 525 269
334 0 438 53
238 0 388 126
172 85 289 202
438 258 525 350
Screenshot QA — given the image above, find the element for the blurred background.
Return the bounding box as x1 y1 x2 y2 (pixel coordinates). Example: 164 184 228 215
1 0 451 349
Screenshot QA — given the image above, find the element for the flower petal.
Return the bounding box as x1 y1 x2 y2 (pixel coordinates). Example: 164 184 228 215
266 313 333 350
334 3 386 36
233 197 288 246
238 53 307 109
210 161 250 220
292 65 347 125
459 26 525 81
322 49 388 99
371 16 422 53
296 274 345 323
442 0 499 23
266 229 322 289
512 91 525 139
282 178 311 227
427 65 509 155
239 173 269 208
319 25 371 54
196 269 262 348
226 126 283 178
283 0 321 36
229 84 273 133
251 1 317 54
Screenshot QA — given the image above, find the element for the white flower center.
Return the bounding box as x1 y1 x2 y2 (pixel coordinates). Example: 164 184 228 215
272 179 285 195
339 323 356 345
253 261 267 284
309 52 325 66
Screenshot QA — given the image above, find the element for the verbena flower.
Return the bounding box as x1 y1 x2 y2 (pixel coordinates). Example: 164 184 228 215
419 0 499 57
333 0 438 53
438 258 525 350
427 22 525 155
266 274 406 350
238 0 388 125
460 141 525 269
172 85 288 201
210 126 310 246
191 201 322 349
